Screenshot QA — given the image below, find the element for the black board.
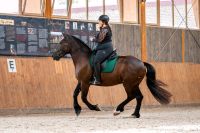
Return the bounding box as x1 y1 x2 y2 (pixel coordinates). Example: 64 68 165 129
0 15 98 57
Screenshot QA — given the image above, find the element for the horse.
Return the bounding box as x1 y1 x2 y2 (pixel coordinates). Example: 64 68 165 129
52 33 172 118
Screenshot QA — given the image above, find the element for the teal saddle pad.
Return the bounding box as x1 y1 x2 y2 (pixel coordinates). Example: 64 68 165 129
89 52 118 73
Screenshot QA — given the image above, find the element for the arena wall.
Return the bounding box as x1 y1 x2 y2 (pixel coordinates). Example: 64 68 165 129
0 56 199 110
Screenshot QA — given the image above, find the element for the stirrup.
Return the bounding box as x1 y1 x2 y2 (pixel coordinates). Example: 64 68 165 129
90 78 101 85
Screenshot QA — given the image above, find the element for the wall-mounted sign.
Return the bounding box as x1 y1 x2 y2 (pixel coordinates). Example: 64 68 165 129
0 19 14 25
7 59 17 73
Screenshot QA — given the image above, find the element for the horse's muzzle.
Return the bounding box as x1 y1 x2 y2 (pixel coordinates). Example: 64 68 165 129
52 54 60 61
53 57 60 61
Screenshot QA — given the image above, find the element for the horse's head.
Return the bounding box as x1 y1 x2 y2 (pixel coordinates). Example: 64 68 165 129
52 33 72 61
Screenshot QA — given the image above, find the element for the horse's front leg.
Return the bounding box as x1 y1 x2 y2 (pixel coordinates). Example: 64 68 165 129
81 82 101 111
73 83 82 116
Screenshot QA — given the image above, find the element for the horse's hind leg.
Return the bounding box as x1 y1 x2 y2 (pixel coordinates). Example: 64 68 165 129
114 85 143 118
114 84 135 116
114 96 134 116
132 87 143 118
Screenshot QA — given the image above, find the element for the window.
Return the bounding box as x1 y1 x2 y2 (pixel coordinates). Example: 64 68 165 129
160 0 172 27
71 0 87 20
23 0 44 15
105 0 120 22
123 0 138 22
174 0 186 28
187 0 198 29
0 0 19 14
146 0 157 24
52 0 69 16
88 0 103 21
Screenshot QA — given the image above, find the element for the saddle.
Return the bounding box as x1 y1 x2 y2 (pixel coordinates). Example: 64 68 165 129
90 49 118 73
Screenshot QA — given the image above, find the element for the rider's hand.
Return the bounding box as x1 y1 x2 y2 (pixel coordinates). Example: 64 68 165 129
89 37 94 41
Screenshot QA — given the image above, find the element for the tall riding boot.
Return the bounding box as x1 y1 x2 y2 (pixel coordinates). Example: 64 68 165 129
91 63 101 85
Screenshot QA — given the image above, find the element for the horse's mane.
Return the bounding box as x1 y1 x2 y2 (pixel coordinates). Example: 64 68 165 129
71 35 92 53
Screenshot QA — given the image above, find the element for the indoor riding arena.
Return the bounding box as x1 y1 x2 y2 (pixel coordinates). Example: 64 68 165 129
0 0 200 133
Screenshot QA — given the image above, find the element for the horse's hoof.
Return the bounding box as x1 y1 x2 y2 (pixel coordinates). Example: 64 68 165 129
74 106 82 116
94 104 101 111
75 109 81 116
131 113 140 118
113 110 121 116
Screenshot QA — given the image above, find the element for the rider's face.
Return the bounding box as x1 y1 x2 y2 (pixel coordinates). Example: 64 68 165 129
98 20 104 28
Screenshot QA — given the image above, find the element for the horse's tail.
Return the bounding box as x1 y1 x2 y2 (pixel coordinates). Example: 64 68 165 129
143 62 172 104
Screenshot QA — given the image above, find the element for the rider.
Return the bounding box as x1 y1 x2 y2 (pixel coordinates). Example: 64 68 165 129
90 15 113 85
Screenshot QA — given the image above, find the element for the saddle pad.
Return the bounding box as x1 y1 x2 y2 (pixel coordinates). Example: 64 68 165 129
89 53 118 73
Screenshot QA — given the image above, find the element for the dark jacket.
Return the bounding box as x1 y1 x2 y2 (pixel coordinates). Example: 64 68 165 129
93 26 113 50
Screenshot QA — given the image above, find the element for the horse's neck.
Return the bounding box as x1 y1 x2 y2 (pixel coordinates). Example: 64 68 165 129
70 43 91 76
71 51 89 67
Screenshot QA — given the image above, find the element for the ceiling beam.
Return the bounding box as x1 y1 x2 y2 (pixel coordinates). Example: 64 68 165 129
44 0 52 18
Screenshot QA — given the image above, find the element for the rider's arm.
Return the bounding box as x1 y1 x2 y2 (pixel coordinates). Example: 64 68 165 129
92 28 108 43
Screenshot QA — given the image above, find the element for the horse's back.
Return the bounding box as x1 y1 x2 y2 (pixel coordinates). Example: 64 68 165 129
118 55 145 69
99 55 146 86
117 55 146 83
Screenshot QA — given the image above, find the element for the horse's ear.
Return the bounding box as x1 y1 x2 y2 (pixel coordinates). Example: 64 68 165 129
62 32 70 40
62 32 66 38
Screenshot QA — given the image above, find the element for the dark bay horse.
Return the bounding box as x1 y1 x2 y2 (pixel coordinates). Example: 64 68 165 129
52 33 172 118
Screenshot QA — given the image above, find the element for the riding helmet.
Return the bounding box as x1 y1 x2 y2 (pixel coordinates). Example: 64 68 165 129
98 15 109 23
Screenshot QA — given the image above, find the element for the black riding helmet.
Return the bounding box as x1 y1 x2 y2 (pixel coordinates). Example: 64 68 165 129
98 15 109 23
